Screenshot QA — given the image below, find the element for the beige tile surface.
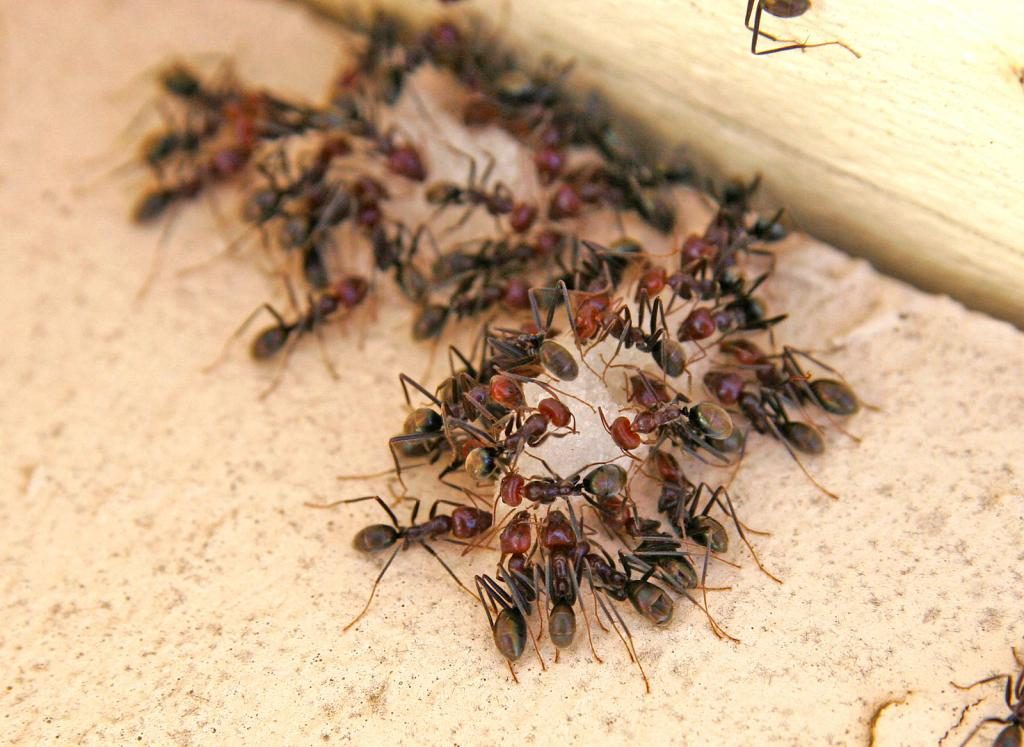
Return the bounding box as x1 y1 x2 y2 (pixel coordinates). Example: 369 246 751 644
1 1 1022 745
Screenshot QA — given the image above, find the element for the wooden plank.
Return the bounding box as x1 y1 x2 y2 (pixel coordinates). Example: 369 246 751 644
301 0 1024 324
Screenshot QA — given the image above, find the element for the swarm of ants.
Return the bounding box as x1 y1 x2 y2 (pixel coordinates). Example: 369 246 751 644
124 9 863 691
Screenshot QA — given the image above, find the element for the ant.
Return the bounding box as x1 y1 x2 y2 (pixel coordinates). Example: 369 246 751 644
744 1 860 58
205 275 368 398
445 384 579 483
487 284 581 382
580 477 737 643
408 242 543 341
496 506 631 673
425 149 517 232
655 463 781 584
475 570 546 682
600 376 735 465
306 495 492 630
579 287 688 379
370 222 431 303
951 647 1024 746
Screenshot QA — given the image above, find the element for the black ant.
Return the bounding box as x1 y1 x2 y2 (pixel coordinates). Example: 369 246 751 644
204 275 368 398
475 570 545 683
737 386 839 499
306 495 492 630
656 471 781 584
951 647 1024 746
487 282 584 381
744 1 860 58
580 285 687 379
425 149 517 232
370 222 430 303
578 476 737 643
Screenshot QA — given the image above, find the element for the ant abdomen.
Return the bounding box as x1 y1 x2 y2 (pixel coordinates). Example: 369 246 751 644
132 188 175 223
412 304 448 340
659 556 699 592
583 464 627 499
779 421 825 454
465 446 500 481
493 607 527 662
404 407 443 435
810 379 859 415
548 602 576 649
538 340 578 381
353 523 400 552
764 0 809 18
686 515 729 554
651 339 685 377
251 325 290 360
689 402 733 440
626 580 674 626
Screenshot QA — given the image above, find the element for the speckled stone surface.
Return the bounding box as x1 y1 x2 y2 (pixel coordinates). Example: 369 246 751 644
1 2 1022 745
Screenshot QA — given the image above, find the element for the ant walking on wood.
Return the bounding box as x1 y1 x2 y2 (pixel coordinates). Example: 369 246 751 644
744 1 860 58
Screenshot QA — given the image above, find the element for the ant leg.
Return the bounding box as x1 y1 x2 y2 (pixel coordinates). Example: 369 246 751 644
759 36 861 58
343 543 401 631
746 2 797 52
599 306 633 381
177 224 258 276
763 416 839 500
526 286 548 333
388 432 445 488
420 542 477 600
447 417 498 446
398 373 444 409
959 717 1012 747
334 494 401 527
577 558 611 634
693 542 738 642
556 280 587 351
203 303 288 373
748 2 860 60
475 576 499 630
708 485 782 583
569 559 603 664
336 465 401 481
953 673 1015 694
497 566 547 671
723 426 750 492
594 587 650 694
443 142 479 188
428 497 470 519
448 345 477 379
444 202 479 235
136 201 184 300
309 297 340 382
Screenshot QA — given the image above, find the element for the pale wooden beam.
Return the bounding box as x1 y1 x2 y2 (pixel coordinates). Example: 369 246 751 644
299 0 1024 324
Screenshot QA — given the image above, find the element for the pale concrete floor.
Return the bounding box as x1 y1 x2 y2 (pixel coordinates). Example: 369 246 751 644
1 1 1022 745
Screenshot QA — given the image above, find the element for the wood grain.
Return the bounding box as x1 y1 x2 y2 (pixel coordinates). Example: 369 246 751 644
302 0 1024 324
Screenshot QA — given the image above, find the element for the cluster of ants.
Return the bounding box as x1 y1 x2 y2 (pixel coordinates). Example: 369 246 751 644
127 10 863 691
